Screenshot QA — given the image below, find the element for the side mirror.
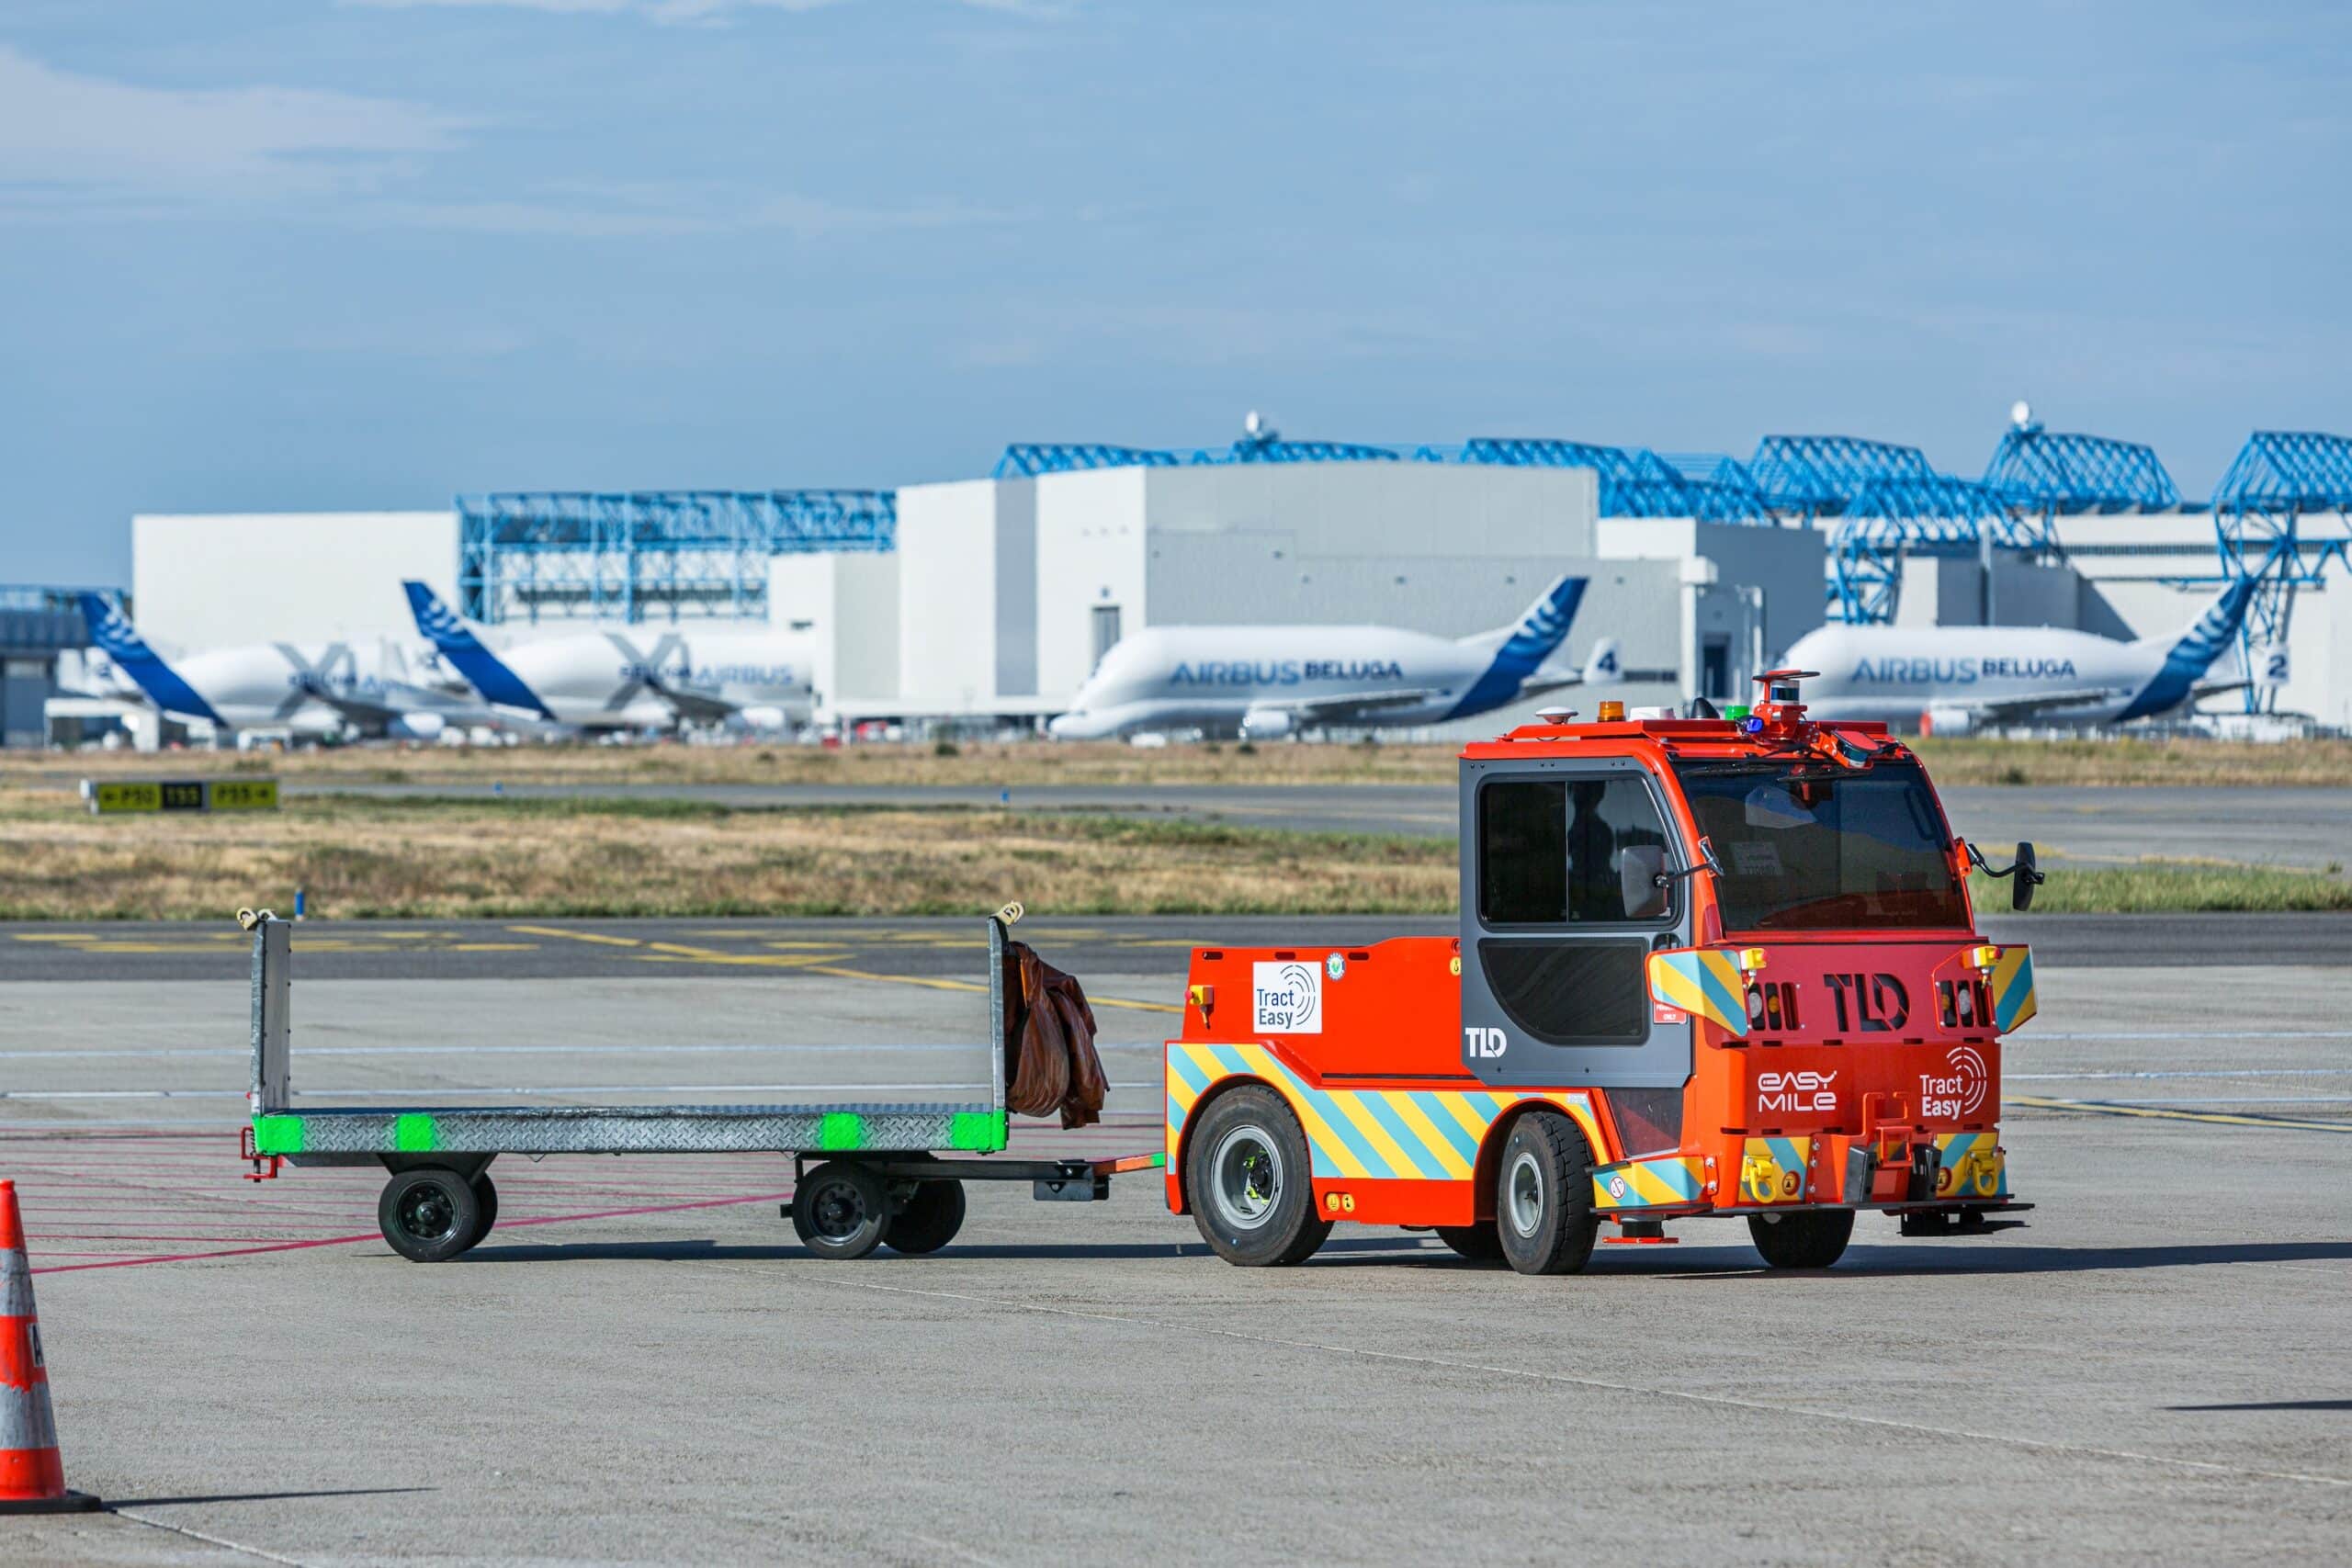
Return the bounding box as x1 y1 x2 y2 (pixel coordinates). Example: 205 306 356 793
1619 845 1669 920
1967 839 2045 911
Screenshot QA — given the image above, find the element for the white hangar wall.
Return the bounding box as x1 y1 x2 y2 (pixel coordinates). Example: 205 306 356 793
131 512 459 651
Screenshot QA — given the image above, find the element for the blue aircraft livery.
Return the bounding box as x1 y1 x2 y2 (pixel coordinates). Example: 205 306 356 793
1784 576 2258 732
1046 572 1619 739
1171 660 1408 687
403 580 816 730
78 593 224 724
402 582 559 718
1849 657 2079 685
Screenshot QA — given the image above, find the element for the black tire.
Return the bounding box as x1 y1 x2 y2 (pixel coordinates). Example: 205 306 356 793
887 1179 967 1255
1747 1208 1854 1269
792 1160 891 1260
1435 1224 1506 1263
379 1168 482 1264
1184 1085 1331 1267
460 1172 498 1254
1494 1111 1599 1276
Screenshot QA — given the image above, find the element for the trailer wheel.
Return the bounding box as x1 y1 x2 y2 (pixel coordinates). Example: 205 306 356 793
886 1180 967 1255
1435 1224 1506 1264
1494 1111 1598 1276
378 1168 483 1264
1747 1208 1853 1269
461 1173 499 1254
792 1160 891 1260
1185 1086 1330 1267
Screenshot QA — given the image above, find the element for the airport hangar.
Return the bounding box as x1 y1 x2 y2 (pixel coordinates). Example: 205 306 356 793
107 422 2352 739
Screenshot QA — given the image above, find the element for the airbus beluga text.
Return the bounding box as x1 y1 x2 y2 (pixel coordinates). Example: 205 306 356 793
1046 574 1620 739
1782 577 2258 734
402 581 816 731
76 594 481 741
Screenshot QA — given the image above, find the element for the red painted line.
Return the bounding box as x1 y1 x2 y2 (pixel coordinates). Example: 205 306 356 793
31 1188 797 1275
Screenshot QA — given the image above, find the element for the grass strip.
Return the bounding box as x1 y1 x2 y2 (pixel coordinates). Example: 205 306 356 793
0 789 2343 919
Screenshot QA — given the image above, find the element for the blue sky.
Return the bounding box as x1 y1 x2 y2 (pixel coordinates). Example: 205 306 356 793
4 1 2346 584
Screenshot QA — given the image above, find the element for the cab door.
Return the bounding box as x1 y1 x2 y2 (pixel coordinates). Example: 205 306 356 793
1458 755 1693 1093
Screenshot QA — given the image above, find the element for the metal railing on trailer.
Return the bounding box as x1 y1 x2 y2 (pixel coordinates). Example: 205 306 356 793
234 908 1161 1262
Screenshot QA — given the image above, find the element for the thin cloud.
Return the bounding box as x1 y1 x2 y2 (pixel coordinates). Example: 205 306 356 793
0 46 475 205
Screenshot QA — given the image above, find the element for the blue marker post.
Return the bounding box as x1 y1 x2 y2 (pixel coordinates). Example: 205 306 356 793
293 887 307 920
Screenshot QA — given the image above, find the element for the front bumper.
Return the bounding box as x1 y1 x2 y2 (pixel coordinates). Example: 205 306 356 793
1592 1130 2011 1219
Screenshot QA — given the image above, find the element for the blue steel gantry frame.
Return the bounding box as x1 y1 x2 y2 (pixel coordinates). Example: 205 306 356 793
457 491 896 625
2211 432 2352 712
1984 425 2181 513
1440 438 1772 522
1743 435 2060 623
990 426 2245 626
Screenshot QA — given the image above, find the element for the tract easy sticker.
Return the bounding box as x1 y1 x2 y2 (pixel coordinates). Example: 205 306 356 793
1920 1044 1988 1119
1252 961 1322 1033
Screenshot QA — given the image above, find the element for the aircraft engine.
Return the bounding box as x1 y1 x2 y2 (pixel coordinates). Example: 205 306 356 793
387 712 448 742
1920 705 1974 738
730 705 789 732
1239 707 1295 739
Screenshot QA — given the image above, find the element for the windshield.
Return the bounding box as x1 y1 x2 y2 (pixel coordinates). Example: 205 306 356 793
1673 760 1968 932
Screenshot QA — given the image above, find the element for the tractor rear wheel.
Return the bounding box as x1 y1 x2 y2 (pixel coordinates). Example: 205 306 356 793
1747 1208 1854 1269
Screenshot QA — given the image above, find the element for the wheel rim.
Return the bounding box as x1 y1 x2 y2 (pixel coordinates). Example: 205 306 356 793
396 1184 458 1244
808 1179 870 1241
1210 1125 1283 1232
1507 1150 1544 1237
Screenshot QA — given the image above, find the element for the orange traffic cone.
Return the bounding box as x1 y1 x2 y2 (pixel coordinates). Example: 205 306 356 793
1 1179 98 1513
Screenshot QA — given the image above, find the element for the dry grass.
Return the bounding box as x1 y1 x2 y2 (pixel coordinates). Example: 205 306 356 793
15 733 2348 791
3 786 2342 919
0 794 1453 919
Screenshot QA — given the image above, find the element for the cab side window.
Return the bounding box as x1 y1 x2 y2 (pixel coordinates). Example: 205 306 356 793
1566 777 1668 922
1478 779 1566 924
1479 774 1670 926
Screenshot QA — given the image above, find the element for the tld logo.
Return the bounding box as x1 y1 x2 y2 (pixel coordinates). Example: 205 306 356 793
1822 973 1909 1033
1757 1068 1838 1114
1464 1027 1509 1059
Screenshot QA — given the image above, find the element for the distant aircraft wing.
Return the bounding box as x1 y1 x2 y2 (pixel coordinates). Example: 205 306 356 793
1266 687 1453 726
301 688 405 726
639 675 741 726
1943 687 2136 725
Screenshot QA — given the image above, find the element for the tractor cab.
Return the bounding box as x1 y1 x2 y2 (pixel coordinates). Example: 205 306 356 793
1459 672 2039 1235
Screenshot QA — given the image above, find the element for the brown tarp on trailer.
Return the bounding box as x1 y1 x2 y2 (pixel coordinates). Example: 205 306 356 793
1002 941 1108 1130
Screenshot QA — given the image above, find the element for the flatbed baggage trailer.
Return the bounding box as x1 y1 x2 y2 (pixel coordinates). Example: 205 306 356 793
236 909 1159 1261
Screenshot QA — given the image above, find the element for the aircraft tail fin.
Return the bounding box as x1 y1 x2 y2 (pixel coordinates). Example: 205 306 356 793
2138 575 2259 668
401 581 556 719
2116 575 2261 720
76 593 222 724
1579 637 1623 686
1443 575 1589 720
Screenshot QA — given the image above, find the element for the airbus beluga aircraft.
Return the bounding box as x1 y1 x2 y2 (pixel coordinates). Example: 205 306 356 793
76 594 480 741
402 581 816 731
1046 574 1621 739
1782 576 2257 733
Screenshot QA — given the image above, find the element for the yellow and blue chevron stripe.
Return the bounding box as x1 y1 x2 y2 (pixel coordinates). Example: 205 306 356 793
1166 1042 1603 1182
1648 948 1748 1035
1590 1155 1704 1211
1934 1131 2007 1198
1739 1135 1813 1205
1989 946 2037 1032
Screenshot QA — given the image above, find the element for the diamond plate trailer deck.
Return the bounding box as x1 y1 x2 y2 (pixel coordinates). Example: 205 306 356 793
235 911 1159 1261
